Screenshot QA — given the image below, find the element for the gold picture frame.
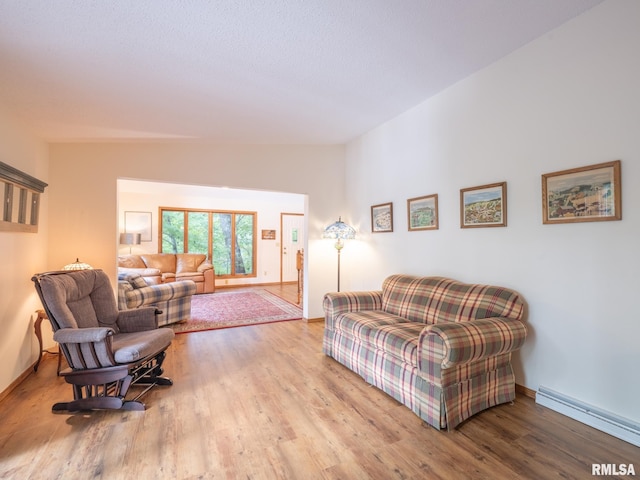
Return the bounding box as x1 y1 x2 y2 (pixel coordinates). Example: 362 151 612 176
460 182 507 228
542 160 621 224
407 194 438 231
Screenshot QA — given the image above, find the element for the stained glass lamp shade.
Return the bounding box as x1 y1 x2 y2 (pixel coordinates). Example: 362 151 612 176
322 217 356 291
62 258 93 270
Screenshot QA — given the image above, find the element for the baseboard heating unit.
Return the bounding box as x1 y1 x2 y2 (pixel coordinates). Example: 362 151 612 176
536 386 640 447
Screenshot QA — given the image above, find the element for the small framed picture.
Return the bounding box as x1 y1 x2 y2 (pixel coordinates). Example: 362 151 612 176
371 202 393 233
124 211 152 241
407 194 438 231
542 160 621 224
262 229 276 240
460 182 507 228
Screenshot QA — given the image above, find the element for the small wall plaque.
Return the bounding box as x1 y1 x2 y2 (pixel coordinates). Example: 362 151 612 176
262 229 276 240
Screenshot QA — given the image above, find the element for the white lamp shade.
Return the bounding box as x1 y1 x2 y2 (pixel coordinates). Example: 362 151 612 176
119 233 142 245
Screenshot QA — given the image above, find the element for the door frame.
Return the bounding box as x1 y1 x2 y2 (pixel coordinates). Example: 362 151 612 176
280 212 304 284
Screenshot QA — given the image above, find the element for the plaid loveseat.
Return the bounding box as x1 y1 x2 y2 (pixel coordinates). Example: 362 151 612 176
323 275 527 430
118 273 197 327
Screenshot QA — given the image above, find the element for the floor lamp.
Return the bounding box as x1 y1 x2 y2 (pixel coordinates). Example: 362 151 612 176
120 232 142 254
322 217 356 292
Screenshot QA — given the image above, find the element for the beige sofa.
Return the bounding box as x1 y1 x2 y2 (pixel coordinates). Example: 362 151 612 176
118 253 215 294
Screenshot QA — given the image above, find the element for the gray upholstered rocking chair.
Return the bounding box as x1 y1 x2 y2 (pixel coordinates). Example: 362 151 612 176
32 269 175 412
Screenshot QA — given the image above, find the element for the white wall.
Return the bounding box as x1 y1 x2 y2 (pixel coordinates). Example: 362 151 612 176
344 0 639 424
117 179 305 286
48 143 345 320
0 105 49 394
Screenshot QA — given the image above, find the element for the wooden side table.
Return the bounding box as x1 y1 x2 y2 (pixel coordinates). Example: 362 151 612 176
33 309 62 375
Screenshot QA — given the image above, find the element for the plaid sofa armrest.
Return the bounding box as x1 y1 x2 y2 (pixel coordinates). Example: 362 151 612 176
323 291 383 330
419 318 527 370
117 281 133 310
122 280 197 309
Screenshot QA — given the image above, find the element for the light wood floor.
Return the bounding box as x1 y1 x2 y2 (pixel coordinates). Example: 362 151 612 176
1 288 637 479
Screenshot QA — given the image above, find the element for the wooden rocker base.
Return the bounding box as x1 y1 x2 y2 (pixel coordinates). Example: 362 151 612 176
52 352 172 413
52 397 145 412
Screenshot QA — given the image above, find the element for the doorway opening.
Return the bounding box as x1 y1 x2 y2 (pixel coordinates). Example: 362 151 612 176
117 178 307 293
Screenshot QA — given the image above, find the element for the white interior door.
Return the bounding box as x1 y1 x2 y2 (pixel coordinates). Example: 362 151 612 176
281 213 304 282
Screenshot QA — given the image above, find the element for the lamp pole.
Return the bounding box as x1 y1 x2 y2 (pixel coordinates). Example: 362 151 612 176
335 238 344 292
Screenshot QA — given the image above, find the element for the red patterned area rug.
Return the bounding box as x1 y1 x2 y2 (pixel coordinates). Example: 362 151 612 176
172 289 303 334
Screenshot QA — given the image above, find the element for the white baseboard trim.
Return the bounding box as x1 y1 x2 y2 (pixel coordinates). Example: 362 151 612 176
536 386 640 447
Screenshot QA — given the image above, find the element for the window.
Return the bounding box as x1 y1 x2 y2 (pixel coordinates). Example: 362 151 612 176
160 208 256 278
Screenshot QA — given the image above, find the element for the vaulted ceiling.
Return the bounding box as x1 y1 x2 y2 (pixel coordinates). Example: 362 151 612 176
0 1 602 143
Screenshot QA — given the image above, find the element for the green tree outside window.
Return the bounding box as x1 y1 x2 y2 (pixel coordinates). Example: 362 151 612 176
161 208 256 279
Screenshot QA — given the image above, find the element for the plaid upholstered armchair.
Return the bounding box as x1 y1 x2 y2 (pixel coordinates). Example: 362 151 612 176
117 273 196 326
32 269 175 412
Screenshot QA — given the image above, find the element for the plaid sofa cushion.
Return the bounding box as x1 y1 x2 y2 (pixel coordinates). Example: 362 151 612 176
382 275 523 324
368 323 425 367
336 311 422 367
335 310 406 341
381 275 445 324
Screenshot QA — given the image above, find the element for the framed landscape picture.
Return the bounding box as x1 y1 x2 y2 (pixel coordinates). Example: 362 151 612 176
460 182 507 228
542 160 621 224
371 202 393 233
407 194 438 231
